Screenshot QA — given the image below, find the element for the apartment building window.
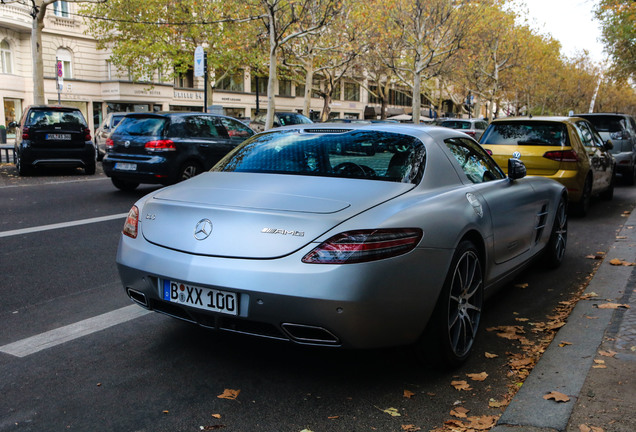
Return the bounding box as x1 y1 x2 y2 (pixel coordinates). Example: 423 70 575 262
56 48 72 78
344 82 360 102
296 83 305 98
1 40 13 74
250 75 268 94
390 89 412 107
368 85 380 104
333 81 341 100
216 70 244 92
175 68 194 88
278 79 292 97
53 1 69 18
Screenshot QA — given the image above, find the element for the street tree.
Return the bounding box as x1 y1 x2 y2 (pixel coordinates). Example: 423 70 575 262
81 0 258 109
384 0 475 124
247 0 339 129
595 0 636 81
1 0 106 105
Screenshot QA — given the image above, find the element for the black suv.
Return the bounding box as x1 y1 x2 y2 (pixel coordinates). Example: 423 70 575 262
11 105 96 176
102 112 254 190
574 113 636 184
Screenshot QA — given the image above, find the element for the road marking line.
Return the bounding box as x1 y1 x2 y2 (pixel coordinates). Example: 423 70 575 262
0 305 151 358
0 213 128 238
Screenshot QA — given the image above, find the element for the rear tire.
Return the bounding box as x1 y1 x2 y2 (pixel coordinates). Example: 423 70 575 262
418 240 483 368
572 175 592 217
16 154 32 176
85 160 96 175
177 161 202 182
600 171 615 200
544 197 568 269
625 166 636 186
112 177 139 191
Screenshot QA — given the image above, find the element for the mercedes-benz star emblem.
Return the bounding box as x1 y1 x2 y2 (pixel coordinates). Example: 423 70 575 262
194 219 213 241
512 151 521 159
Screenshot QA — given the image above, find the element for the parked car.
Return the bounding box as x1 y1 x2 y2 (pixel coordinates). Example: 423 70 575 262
11 105 96 176
440 118 489 140
249 111 313 132
95 112 127 161
573 113 636 185
117 123 567 366
102 112 254 191
480 116 615 216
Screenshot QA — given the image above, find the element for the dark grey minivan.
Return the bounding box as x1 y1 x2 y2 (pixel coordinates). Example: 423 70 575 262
102 112 254 190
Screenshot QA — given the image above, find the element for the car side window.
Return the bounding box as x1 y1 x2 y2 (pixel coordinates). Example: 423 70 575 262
219 117 254 139
445 138 505 183
575 121 595 148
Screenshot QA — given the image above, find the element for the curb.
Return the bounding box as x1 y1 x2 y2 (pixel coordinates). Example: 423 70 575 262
491 209 636 432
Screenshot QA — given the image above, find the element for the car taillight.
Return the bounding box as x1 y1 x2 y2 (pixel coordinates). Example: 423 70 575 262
301 228 423 264
84 127 92 141
145 140 176 151
485 149 493 155
543 150 579 162
123 205 139 239
22 127 29 140
465 131 476 137
106 138 114 148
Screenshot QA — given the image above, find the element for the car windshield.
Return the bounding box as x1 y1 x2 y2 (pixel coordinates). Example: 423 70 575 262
115 116 167 136
579 116 625 133
213 129 426 183
441 120 471 130
480 121 568 146
26 109 86 128
277 113 312 126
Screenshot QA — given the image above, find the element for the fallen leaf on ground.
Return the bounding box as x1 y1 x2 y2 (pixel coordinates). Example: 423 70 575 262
162 410 169 414
450 407 470 418
451 380 472 391
559 341 573 347
467 372 488 381
598 350 617 357
579 424 604 432
484 352 498 358
383 407 401 417
200 426 225 431
609 258 635 266
580 292 599 300
401 425 421 431
211 414 221 419
217 389 240 400
403 390 415 399
544 391 570 402
328 416 339 419
596 303 630 309
514 283 528 289
464 415 499 430
489 398 505 408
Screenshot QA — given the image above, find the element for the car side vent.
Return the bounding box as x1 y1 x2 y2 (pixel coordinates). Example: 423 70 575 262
534 204 549 243
302 129 352 134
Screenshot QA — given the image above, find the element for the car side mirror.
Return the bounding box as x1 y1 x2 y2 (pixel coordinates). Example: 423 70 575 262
8 121 17 128
604 139 613 151
508 158 527 180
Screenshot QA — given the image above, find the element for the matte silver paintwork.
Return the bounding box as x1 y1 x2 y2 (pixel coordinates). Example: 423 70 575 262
116 123 567 349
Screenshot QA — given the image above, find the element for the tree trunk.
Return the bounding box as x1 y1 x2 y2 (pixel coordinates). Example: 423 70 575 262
32 5 47 105
412 67 422 124
264 5 277 131
320 92 332 122
303 65 314 117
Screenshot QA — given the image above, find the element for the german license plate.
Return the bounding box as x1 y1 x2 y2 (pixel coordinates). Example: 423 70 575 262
115 162 137 171
162 279 238 315
46 133 71 140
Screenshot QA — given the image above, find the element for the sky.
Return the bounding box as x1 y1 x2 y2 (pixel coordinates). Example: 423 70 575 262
517 0 606 62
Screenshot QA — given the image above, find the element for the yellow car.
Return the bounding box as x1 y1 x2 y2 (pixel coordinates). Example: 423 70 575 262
479 116 615 216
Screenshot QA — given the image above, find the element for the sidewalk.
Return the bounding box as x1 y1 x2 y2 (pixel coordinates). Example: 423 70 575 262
492 210 636 432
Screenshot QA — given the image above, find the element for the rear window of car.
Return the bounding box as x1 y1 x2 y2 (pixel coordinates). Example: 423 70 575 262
214 129 426 184
115 116 167 136
26 109 86 128
441 120 471 130
480 121 568 146
577 116 625 133
277 113 313 126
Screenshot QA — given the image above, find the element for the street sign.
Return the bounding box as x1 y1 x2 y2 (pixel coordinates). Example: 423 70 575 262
194 46 204 77
57 60 63 77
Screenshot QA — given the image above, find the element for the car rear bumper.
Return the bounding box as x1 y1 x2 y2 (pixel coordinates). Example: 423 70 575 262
116 234 452 349
102 154 175 184
19 145 94 168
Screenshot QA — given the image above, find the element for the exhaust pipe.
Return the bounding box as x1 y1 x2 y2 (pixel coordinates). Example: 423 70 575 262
126 288 148 308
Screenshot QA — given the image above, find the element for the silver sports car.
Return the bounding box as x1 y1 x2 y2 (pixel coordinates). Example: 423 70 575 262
117 124 567 365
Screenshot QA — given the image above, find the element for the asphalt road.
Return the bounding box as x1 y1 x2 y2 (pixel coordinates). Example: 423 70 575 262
1 164 635 432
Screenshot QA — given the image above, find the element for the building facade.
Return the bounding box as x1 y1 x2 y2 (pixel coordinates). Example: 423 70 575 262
0 1 461 141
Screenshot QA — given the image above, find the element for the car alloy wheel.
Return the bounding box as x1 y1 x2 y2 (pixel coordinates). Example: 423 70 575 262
179 162 202 181
445 243 483 362
544 198 568 268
